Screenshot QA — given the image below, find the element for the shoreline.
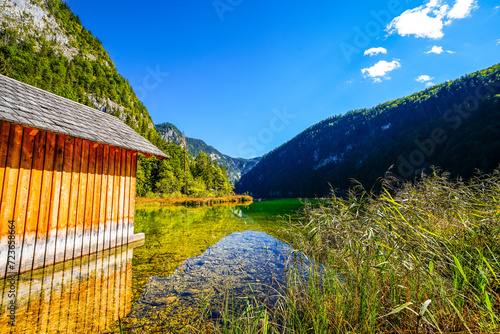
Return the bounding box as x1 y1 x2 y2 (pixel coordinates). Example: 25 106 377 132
135 195 253 208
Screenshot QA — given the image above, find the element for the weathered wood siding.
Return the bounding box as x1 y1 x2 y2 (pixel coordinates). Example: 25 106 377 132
0 121 142 278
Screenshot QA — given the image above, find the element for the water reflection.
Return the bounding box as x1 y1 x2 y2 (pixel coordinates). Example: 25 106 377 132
130 231 307 333
130 206 263 304
0 241 141 333
0 200 305 333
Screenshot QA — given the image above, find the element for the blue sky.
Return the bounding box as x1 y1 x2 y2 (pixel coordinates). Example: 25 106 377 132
66 0 499 158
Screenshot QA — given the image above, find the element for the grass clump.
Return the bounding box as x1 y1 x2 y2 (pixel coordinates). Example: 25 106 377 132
212 168 500 333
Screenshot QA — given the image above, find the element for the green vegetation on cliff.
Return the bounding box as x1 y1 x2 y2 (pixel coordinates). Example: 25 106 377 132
0 0 234 198
155 122 260 184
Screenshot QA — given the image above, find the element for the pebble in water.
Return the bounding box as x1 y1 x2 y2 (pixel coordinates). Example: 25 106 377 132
130 230 310 331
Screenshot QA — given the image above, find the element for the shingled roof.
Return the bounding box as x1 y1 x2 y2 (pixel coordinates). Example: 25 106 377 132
0 74 167 158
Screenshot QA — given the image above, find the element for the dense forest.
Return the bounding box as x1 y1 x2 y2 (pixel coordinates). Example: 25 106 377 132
236 64 500 198
0 0 234 197
155 122 260 184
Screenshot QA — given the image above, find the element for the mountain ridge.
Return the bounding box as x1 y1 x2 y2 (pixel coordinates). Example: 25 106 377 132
155 122 260 184
236 64 500 197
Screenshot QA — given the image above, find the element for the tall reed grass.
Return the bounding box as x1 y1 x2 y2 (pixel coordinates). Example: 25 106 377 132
211 168 500 333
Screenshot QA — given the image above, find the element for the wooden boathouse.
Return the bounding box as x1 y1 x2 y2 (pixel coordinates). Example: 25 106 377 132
0 74 167 278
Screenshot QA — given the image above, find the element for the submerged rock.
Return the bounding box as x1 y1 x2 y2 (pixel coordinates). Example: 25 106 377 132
130 230 310 330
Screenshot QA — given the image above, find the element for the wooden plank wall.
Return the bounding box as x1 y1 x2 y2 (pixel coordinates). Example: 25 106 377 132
0 121 140 278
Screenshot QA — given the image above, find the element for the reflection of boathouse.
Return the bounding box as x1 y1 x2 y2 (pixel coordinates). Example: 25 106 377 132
0 74 167 278
0 242 140 332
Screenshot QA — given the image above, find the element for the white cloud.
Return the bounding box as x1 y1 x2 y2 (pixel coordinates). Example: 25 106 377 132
426 82 435 87
415 75 434 83
364 47 387 57
447 0 478 19
387 1 448 39
387 0 479 39
361 60 401 82
426 45 455 54
489 6 499 18
427 45 444 53
497 39 500 46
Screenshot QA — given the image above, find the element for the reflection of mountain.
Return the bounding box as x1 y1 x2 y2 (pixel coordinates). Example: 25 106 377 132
0 242 140 333
130 231 308 331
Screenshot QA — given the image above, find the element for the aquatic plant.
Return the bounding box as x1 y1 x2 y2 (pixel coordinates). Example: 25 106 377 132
213 167 500 333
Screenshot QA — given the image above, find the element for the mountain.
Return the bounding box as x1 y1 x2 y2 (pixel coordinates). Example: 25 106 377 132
155 122 260 184
0 0 235 197
0 0 158 140
236 64 500 198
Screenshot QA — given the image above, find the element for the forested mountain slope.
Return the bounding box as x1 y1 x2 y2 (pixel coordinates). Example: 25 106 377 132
236 64 500 198
156 122 260 184
0 0 234 197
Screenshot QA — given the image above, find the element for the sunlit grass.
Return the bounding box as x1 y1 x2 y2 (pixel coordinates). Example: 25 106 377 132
210 167 500 333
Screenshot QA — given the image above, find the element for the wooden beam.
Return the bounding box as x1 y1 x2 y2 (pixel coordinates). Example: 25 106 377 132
106 147 116 249
82 142 96 256
65 138 82 262
75 140 90 258
55 135 75 261
112 148 121 248
117 149 126 247
91 144 104 254
0 124 23 236
12 127 35 274
34 132 56 270
0 123 23 278
129 153 138 225
45 134 65 268
0 121 11 209
22 130 46 272
123 150 132 243
98 145 109 252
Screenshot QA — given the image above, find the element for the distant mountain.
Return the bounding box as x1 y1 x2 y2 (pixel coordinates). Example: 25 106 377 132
156 122 260 184
236 64 500 198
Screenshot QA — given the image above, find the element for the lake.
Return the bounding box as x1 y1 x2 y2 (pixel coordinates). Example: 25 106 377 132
0 199 306 333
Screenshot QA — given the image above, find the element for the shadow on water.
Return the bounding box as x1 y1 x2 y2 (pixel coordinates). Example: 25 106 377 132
0 199 306 333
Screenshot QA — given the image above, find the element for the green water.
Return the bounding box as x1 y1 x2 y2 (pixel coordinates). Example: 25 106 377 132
116 199 304 332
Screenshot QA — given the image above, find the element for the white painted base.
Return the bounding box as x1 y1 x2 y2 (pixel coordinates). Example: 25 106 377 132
0 222 144 279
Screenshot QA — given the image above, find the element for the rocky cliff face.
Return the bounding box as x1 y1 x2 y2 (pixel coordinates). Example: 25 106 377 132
0 0 157 134
1 0 78 58
157 123 184 144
